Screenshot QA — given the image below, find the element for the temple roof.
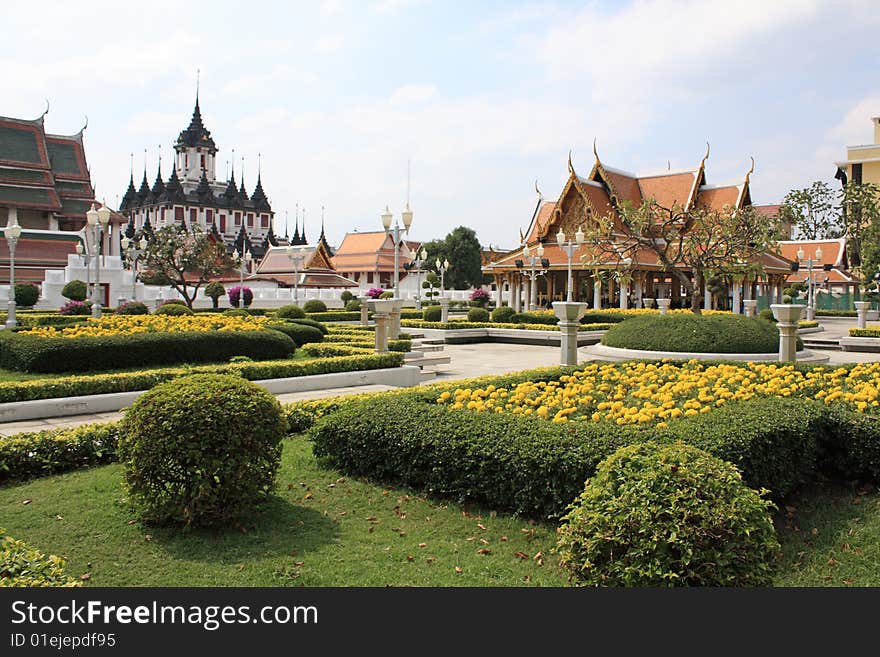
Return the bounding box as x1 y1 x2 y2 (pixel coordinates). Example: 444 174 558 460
176 97 216 152
250 172 271 212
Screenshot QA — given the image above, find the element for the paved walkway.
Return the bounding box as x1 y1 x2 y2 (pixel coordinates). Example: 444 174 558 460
2 322 879 436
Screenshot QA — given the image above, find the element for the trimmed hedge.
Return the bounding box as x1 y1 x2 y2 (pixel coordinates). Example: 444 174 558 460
266 322 323 346
276 304 306 319
301 343 373 358
423 306 442 322
306 311 361 322
288 317 329 335
816 310 858 317
0 352 405 403
466 307 490 322
154 304 193 316
602 313 799 354
15 315 88 328
850 328 880 338
61 280 87 302
302 299 328 313
0 330 295 373
0 423 120 484
491 306 517 323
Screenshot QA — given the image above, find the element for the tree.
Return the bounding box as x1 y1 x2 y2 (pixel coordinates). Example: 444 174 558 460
840 181 880 282
580 199 786 314
443 227 484 289
140 226 234 308
780 181 842 240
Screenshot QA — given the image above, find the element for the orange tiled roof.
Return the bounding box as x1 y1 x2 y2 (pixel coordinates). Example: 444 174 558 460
637 171 698 208
695 185 741 210
778 238 846 269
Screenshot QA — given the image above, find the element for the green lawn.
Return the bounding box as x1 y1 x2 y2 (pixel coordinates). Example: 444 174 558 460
0 437 565 587
3 435 877 587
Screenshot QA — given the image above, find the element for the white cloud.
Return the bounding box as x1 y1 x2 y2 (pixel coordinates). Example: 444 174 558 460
371 0 420 13
221 65 317 98
388 84 437 106
316 34 345 53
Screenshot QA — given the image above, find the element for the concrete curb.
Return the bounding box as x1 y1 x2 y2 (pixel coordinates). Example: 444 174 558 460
839 337 880 353
414 327 606 346
581 343 830 363
0 366 421 423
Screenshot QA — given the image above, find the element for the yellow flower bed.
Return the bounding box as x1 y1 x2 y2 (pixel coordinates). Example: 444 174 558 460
437 360 880 425
20 314 270 338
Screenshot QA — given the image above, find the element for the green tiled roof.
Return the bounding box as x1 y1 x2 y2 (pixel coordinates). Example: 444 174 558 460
0 167 49 184
0 126 42 164
55 180 92 194
60 198 93 215
47 141 82 176
0 184 58 208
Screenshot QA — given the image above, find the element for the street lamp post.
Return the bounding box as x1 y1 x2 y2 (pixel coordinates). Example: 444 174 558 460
286 246 306 305
86 203 112 318
75 241 92 298
237 248 252 289
411 248 428 310
4 218 22 329
556 226 585 302
796 246 823 320
120 235 148 302
381 204 413 299
521 243 546 312
435 257 450 297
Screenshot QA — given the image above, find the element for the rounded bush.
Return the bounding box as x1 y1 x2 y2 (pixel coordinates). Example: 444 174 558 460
556 442 780 587
266 322 323 346
14 283 39 308
600 313 799 354
758 308 776 323
59 300 91 316
340 291 355 303
115 301 149 315
276 304 306 319
491 305 516 323
223 308 249 317
158 299 187 307
154 304 194 316
288 317 328 335
467 307 490 322
205 281 226 308
61 280 88 302
423 305 442 322
119 374 286 526
303 299 327 313
344 299 361 311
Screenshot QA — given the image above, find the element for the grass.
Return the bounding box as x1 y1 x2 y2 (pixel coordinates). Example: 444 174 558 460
0 437 565 587
3 434 878 587
774 480 880 586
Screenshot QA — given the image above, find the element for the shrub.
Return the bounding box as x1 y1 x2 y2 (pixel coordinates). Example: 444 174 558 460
345 299 361 311
0 528 81 587
276 304 306 319
119 374 287 526
228 286 253 308
423 305 442 322
115 301 149 315
158 299 187 307
0 330 295 373
821 407 880 482
816 309 857 317
14 283 39 308
303 299 327 313
758 308 776 323
0 423 120 484
469 288 490 307
366 287 384 299
466 307 490 322
205 281 226 309
341 290 355 303
601 313 797 354
154 304 194 316
223 308 249 317
287 317 328 335
59 300 91 315
491 305 517 323
61 279 88 302
379 291 394 299
266 322 323 346
555 442 780 587
512 312 558 325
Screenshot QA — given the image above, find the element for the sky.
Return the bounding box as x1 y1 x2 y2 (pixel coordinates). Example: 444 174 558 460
3 0 879 249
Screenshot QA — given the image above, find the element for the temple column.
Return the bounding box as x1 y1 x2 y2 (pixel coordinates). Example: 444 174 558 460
732 277 742 314
703 277 711 311
593 275 602 310
634 273 644 308
494 275 503 308
619 278 629 309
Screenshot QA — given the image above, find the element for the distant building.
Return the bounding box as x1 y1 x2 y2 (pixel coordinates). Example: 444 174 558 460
0 109 123 284
120 91 278 260
835 116 880 188
331 230 419 289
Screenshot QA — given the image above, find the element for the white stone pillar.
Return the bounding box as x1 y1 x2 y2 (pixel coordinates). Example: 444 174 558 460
732 278 742 314
743 299 757 317
855 300 870 329
359 296 369 326
703 278 711 311
369 299 395 352
593 277 602 309
619 279 629 309
634 274 643 308
512 278 521 313
494 278 503 308
388 299 402 339
440 297 450 323
553 301 586 366
771 304 802 362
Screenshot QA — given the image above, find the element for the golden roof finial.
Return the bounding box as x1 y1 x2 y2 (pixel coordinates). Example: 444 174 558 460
593 137 600 164
535 179 542 200
745 156 755 183
568 149 575 176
